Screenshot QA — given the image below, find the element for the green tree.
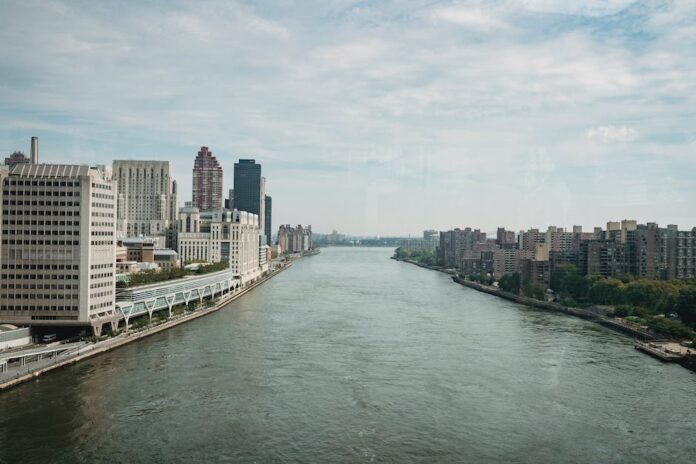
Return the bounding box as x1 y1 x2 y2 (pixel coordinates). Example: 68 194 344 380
623 280 678 315
676 286 696 324
550 264 588 301
524 282 545 299
588 278 624 305
499 273 520 294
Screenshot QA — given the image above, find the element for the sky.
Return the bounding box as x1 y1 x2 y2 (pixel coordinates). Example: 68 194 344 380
1 0 695 236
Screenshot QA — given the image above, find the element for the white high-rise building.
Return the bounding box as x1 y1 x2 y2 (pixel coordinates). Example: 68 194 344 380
0 164 118 335
113 160 178 240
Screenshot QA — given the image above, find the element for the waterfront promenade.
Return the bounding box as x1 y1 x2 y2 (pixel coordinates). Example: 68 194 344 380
0 261 293 392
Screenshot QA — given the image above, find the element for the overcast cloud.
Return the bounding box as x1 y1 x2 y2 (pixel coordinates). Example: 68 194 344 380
1 0 695 235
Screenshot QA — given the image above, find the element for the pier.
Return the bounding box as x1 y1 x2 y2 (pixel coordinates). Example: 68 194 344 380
634 340 694 362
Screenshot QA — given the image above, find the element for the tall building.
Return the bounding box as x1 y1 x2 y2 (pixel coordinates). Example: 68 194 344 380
676 227 696 278
224 189 234 210
192 147 223 211
496 227 516 246
0 164 118 335
519 228 543 251
437 228 486 268
233 159 262 216
113 160 178 240
260 177 266 238
264 195 272 245
278 224 313 253
629 223 676 280
4 151 30 168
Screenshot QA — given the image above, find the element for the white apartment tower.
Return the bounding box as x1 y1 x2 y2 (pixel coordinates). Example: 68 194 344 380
0 164 118 335
113 160 178 239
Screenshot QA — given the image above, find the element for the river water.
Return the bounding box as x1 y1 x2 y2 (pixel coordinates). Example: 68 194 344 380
1 247 695 463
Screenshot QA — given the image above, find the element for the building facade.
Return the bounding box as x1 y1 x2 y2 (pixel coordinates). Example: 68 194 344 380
4 151 30 169
232 159 262 217
113 160 178 240
0 164 118 335
264 195 272 246
278 224 313 253
192 147 223 212
177 207 261 283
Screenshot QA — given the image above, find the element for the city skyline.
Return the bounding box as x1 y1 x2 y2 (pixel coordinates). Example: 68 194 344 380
2 1 696 235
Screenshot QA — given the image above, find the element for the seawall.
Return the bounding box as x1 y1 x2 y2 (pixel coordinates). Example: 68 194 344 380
0 262 293 392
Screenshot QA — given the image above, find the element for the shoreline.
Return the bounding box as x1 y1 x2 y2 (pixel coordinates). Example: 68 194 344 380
393 257 696 373
0 261 293 392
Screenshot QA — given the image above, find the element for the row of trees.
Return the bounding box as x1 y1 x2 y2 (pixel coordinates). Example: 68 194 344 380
549 265 696 324
118 261 230 288
494 266 696 340
394 248 440 266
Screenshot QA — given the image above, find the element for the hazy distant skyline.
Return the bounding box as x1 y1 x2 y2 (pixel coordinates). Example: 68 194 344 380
1 1 695 235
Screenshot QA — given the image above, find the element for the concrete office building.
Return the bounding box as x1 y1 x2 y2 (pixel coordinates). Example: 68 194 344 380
113 160 178 240
192 147 223 211
0 164 118 335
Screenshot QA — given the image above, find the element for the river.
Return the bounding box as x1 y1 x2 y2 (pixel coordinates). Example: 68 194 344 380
1 247 694 463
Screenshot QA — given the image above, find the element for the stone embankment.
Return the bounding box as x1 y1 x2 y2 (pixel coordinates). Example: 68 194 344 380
451 276 654 339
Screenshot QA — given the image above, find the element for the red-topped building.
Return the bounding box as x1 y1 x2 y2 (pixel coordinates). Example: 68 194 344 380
192 146 223 211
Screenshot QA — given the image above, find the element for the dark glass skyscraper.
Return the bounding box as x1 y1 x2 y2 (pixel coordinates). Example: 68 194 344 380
233 159 261 216
265 195 272 245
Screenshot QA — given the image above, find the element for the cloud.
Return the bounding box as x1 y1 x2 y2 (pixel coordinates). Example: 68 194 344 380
587 126 638 143
430 6 510 30
1 0 695 234
515 0 637 17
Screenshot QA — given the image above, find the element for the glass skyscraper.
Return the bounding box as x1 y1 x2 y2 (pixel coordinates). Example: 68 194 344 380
233 159 262 216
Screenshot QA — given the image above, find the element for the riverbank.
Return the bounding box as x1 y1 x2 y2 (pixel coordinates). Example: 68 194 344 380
394 257 696 372
0 261 293 392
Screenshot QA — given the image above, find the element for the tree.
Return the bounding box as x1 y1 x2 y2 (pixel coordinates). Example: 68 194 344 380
623 280 678 315
550 265 588 301
499 273 520 294
524 282 545 299
588 278 624 305
676 286 696 324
